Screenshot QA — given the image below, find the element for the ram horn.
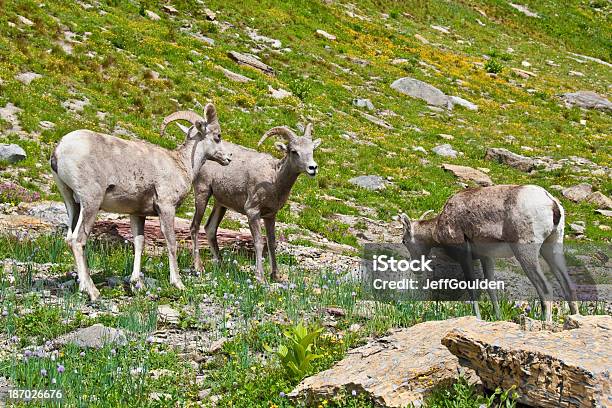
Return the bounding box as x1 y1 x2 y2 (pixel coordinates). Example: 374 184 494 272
160 111 206 136
304 122 313 139
419 209 435 220
258 126 297 146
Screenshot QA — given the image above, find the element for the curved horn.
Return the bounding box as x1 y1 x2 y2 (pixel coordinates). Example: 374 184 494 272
160 111 205 135
258 126 297 146
304 122 313 139
419 210 434 220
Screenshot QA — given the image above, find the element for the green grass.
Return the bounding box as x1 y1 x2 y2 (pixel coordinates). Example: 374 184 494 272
0 0 610 243
2 232 606 406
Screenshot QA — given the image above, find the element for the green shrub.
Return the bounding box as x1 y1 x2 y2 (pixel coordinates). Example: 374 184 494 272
264 323 323 381
484 59 504 74
289 78 312 101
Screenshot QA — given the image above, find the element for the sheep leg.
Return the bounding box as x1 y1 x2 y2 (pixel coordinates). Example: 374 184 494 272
481 256 501 320
158 206 185 290
129 215 146 291
541 243 579 314
247 213 265 282
70 200 101 301
264 217 279 281
190 188 211 273
447 244 481 319
53 174 79 240
205 204 227 264
511 244 553 321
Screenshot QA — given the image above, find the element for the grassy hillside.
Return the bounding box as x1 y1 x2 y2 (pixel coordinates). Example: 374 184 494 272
0 1 610 406
1 0 610 244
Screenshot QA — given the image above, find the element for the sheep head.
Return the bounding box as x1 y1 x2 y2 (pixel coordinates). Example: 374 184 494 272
258 123 321 177
400 212 436 258
161 104 231 166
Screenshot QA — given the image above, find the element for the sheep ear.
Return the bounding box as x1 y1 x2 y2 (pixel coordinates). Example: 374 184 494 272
204 103 218 124
400 213 412 235
312 138 322 149
195 120 207 134
275 142 287 152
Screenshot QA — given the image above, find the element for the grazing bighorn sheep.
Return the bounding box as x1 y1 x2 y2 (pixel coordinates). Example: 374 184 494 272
189 123 321 282
401 184 578 321
51 105 230 300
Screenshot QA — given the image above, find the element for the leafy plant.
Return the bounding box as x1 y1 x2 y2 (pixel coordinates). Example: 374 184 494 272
264 323 323 381
484 59 504 74
425 377 518 407
288 78 312 101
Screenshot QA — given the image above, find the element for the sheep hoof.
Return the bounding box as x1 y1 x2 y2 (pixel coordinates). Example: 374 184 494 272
172 280 186 290
87 287 101 302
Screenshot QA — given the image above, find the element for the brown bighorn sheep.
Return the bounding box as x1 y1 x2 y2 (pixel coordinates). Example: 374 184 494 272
189 124 321 282
401 185 578 321
51 105 230 300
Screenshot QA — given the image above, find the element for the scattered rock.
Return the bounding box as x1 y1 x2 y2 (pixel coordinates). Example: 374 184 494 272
17 15 34 26
508 3 539 18
563 314 611 330
39 121 55 129
596 209 612 217
569 223 585 234
204 337 227 354
568 52 612 68
484 147 536 172
161 5 178 15
228 51 274 75
289 317 481 407
586 192 612 209
204 8 216 21
348 175 386 191
0 102 23 133
144 10 161 21
62 97 90 113
315 29 336 41
569 70 584 77
217 66 252 83
54 324 127 349
430 25 450 34
432 144 458 158
441 164 493 187
511 68 537 78
352 98 375 111
414 33 429 44
449 96 478 111
150 392 172 401
391 77 449 108
358 112 393 129
158 305 180 324
268 86 292 99
442 316 611 408
15 72 42 85
560 91 612 112
562 183 592 202
0 144 26 164
246 27 282 49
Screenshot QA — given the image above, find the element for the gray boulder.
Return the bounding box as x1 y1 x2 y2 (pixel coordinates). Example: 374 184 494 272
0 144 26 163
391 77 449 107
484 147 536 172
562 183 592 202
348 175 386 191
561 91 612 112
54 324 127 348
432 144 458 158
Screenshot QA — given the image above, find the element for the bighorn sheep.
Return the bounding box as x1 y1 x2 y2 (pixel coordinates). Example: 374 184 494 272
400 185 578 321
189 123 321 282
51 105 230 300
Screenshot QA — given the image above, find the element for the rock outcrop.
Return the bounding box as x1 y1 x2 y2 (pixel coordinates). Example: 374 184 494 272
442 315 611 408
484 147 536 172
561 91 612 112
289 317 482 407
441 164 493 186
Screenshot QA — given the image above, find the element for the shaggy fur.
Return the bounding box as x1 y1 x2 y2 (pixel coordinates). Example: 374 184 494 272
401 185 578 321
51 105 230 300
190 124 321 281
